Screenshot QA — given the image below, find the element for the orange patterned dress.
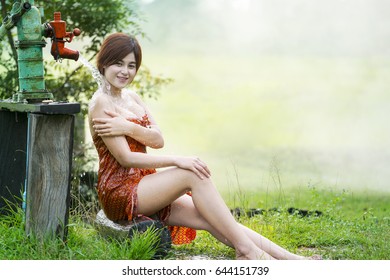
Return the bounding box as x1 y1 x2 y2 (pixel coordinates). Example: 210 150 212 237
93 114 196 245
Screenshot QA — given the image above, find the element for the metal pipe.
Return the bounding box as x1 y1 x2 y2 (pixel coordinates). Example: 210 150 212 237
0 24 6 39
0 2 31 41
13 2 52 102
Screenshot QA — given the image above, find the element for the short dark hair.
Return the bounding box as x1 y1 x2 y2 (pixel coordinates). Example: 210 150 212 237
96 33 142 74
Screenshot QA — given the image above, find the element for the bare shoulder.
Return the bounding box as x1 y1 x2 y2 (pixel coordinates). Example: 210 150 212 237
88 91 114 117
92 90 111 104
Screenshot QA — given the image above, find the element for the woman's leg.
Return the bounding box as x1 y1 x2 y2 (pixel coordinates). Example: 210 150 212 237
167 195 303 260
237 224 305 260
137 167 272 260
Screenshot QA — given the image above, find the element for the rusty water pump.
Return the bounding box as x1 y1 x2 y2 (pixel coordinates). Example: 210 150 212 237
0 1 81 103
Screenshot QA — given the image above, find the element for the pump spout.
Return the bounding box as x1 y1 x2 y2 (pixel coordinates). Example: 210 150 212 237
50 39 80 61
45 12 81 61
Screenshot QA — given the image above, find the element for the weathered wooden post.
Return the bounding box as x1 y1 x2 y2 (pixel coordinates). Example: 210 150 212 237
25 109 76 239
0 103 80 240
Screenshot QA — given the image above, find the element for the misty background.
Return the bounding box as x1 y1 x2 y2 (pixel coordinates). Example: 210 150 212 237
126 1 390 194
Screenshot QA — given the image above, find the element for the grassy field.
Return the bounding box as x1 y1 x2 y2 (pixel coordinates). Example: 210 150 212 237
176 187 390 260
0 186 388 260
141 52 390 195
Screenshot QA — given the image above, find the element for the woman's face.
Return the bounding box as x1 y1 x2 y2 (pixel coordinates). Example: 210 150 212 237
104 52 137 93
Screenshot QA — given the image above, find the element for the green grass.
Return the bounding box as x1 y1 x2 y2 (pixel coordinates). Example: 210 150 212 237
1 187 388 260
0 203 165 260
172 187 389 260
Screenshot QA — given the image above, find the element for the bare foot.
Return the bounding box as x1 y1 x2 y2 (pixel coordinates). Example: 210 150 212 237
236 249 275 260
306 254 322 260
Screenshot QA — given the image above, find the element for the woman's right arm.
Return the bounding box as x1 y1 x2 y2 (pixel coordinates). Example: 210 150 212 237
89 95 210 179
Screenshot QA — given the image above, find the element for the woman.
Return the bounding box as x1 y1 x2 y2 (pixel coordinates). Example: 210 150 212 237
88 33 307 260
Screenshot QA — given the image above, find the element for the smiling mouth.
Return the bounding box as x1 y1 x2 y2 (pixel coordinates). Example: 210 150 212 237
117 77 128 82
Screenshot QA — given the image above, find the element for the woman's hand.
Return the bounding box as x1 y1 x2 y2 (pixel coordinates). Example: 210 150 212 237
92 110 135 137
175 156 211 180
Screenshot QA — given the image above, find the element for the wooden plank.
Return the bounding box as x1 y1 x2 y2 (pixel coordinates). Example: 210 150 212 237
25 113 74 240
